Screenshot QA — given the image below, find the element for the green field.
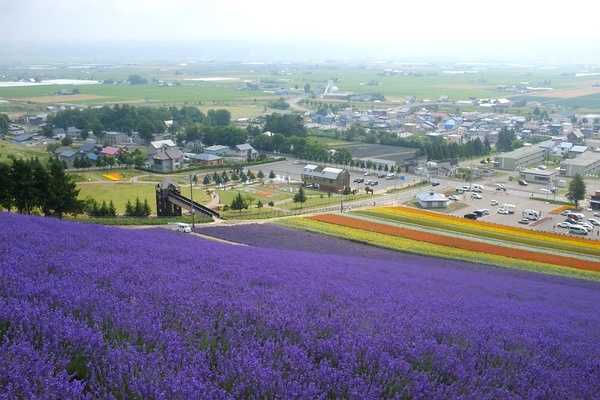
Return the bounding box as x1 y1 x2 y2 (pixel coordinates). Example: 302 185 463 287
0 140 49 163
77 182 211 215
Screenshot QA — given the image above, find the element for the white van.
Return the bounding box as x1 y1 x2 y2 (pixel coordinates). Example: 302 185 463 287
175 223 192 233
569 225 588 235
522 209 541 221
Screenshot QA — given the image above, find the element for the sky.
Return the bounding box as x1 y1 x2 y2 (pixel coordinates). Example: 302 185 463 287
2 0 600 62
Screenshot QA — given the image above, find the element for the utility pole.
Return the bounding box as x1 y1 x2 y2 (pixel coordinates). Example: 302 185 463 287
189 174 195 230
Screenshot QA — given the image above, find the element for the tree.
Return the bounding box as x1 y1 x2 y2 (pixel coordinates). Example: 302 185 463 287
125 200 134 216
108 200 117 217
269 170 276 179
43 158 82 218
230 192 248 213
256 200 263 208
142 199 151 217
206 109 231 126
61 136 73 146
0 113 9 135
203 175 211 185
0 162 13 210
257 170 264 179
303 83 311 94
293 187 307 208
567 174 586 208
10 159 37 214
128 74 148 85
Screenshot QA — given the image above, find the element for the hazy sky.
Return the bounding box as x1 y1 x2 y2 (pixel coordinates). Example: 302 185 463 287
2 0 600 62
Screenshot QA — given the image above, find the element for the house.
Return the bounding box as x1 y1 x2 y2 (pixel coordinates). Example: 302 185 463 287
78 141 96 154
12 133 34 143
103 131 129 146
204 145 230 156
152 147 184 172
100 146 120 157
301 164 350 193
187 153 224 166
150 139 177 152
55 147 78 167
52 128 66 138
235 143 258 160
567 130 585 144
66 127 82 138
416 192 449 209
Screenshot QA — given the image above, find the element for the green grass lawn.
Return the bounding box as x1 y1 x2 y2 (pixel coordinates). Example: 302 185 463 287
0 140 49 163
77 182 211 215
307 135 354 147
280 192 371 211
68 168 141 183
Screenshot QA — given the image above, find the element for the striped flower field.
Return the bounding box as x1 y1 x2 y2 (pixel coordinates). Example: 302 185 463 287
303 214 600 275
357 206 600 257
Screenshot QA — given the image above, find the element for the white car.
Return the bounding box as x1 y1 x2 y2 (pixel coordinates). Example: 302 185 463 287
588 218 600 226
557 221 573 229
490 200 498 206
578 222 593 232
448 195 460 201
471 193 482 199
175 223 192 233
497 208 510 215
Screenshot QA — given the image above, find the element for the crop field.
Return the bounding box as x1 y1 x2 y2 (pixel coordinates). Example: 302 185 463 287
0 82 267 105
0 139 49 163
2 213 600 398
77 182 211 214
358 206 600 257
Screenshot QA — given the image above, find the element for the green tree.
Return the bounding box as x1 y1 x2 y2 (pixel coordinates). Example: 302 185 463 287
256 200 263 208
10 159 36 214
142 199 151 217
0 162 13 210
257 170 265 179
108 200 117 217
203 175 211 185
230 192 248 213
61 136 73 146
44 158 82 218
206 109 231 126
269 170 276 179
125 200 134 216
293 186 307 208
0 113 9 135
567 174 586 208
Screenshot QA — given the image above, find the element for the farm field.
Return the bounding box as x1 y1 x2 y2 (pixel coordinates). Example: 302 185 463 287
0 139 49 163
358 206 600 257
280 216 600 281
2 212 600 398
77 182 211 214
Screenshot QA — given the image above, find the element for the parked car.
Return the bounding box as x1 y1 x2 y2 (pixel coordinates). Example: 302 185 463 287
490 200 498 206
518 218 530 225
471 193 482 199
518 180 528 186
560 210 573 216
371 181 379 186
448 195 460 201
464 213 478 220
557 221 573 229
569 225 588 235
588 218 600 226
497 208 510 215
353 178 365 183
578 222 594 232
363 171 370 176
378 173 387 178
495 183 506 191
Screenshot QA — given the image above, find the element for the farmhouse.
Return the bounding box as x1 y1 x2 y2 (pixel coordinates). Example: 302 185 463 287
416 192 449 209
152 147 184 173
301 164 350 193
560 151 600 177
187 153 224 166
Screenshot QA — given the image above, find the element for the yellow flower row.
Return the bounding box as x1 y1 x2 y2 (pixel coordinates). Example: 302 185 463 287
360 206 600 256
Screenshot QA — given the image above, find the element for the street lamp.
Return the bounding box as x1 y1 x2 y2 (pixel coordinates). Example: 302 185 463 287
189 174 195 230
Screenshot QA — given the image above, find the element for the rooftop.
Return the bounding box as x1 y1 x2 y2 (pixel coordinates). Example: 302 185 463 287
561 151 600 167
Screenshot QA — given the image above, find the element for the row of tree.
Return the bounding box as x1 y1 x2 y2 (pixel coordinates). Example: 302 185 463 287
0 158 81 218
0 113 9 135
45 105 231 143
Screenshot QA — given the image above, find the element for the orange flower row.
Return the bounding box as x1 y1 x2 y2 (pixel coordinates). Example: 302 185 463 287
310 214 600 273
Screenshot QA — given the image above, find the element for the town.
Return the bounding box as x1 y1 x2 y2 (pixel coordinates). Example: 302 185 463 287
2 1 600 398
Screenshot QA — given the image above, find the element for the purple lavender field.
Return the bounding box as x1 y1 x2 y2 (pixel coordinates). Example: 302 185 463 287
2 213 600 399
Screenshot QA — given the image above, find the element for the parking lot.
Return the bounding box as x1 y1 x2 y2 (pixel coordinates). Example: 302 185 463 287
265 158 421 193
447 183 600 237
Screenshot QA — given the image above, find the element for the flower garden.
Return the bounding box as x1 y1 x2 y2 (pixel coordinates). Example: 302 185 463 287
357 206 600 257
2 212 600 398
